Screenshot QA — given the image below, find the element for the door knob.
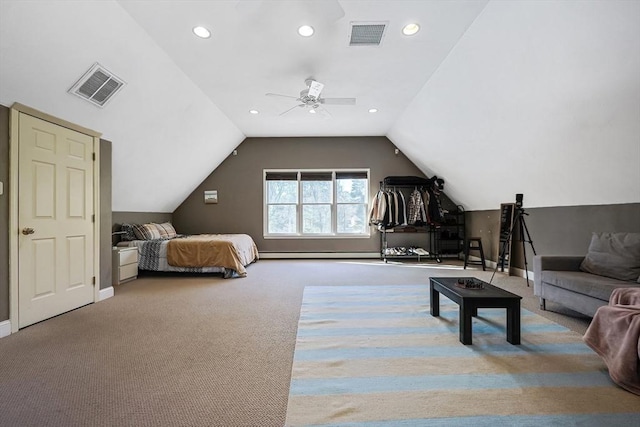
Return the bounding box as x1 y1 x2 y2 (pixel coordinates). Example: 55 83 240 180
22 227 35 235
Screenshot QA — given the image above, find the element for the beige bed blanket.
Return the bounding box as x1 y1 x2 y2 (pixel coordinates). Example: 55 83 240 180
583 287 640 395
166 234 259 277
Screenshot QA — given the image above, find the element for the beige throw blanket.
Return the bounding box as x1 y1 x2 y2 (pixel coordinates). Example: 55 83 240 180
584 287 640 395
166 234 259 277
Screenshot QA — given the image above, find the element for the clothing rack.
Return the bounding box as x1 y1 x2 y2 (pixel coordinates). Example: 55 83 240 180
373 176 448 263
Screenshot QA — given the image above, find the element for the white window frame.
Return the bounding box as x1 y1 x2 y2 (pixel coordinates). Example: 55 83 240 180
264 169 370 239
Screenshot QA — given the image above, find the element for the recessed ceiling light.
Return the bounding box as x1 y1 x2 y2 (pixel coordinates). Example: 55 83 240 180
193 26 211 39
402 23 420 36
368 108 378 113
298 25 314 37
249 109 259 114
309 109 316 114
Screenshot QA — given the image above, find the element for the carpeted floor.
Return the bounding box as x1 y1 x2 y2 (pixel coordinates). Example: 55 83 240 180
0 259 625 426
285 284 640 426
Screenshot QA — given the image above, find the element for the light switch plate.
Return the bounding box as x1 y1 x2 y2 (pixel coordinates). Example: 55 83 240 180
0 181 3 195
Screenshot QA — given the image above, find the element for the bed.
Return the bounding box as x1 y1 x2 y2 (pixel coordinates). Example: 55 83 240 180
116 223 259 278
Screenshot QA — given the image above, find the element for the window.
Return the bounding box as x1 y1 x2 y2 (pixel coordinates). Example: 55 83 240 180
264 170 369 238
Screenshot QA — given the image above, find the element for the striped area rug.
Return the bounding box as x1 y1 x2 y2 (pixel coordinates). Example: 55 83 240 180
285 285 640 426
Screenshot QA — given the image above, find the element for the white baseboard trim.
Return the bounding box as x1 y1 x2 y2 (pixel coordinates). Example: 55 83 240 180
98 286 114 301
0 320 12 338
466 255 497 269
509 266 535 282
0 287 115 339
259 252 380 259
466 256 534 281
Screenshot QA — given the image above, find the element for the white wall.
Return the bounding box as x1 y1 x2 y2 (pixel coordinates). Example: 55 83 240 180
389 0 640 211
0 0 244 212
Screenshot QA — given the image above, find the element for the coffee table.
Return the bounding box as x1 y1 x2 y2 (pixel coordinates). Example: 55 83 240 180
429 277 522 345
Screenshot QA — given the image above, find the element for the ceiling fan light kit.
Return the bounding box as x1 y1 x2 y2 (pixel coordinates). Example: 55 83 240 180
266 77 356 116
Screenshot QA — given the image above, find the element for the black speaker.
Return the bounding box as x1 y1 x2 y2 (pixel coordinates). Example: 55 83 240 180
515 193 523 208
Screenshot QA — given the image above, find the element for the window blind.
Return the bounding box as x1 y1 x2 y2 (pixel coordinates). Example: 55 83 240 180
265 172 297 180
300 172 332 181
336 171 368 180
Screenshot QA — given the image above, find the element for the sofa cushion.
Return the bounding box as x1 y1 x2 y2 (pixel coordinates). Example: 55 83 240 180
580 232 640 282
541 271 639 302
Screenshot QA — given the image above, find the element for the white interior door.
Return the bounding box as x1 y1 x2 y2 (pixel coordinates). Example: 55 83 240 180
18 112 95 328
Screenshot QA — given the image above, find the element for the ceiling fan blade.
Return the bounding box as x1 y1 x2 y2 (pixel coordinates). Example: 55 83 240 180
314 105 332 118
266 93 299 100
279 104 305 116
319 97 356 105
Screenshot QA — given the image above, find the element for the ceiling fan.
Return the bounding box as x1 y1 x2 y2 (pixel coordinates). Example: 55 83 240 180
266 77 356 116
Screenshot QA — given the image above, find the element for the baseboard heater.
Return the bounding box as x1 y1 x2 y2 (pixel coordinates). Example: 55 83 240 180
259 252 380 259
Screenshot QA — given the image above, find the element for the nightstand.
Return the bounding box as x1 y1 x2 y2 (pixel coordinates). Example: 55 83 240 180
112 246 139 285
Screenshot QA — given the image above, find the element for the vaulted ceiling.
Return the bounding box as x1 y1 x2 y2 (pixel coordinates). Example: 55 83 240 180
1 0 638 212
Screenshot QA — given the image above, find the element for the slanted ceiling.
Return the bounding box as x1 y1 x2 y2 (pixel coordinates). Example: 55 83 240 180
0 0 638 213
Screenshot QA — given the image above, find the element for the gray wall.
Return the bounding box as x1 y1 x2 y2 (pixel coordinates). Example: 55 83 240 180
173 136 429 254
0 105 9 320
112 212 172 227
100 140 112 289
173 135 639 260
0 104 113 321
466 203 640 272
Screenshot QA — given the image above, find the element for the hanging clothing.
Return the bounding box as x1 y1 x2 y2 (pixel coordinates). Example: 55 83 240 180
397 190 408 226
370 189 410 229
426 183 445 225
368 190 386 226
423 189 431 224
407 189 426 225
386 191 396 227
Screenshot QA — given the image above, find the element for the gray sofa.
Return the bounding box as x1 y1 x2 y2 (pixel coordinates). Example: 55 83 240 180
533 255 639 317
533 232 640 318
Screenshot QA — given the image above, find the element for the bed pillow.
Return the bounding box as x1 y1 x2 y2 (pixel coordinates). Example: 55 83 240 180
119 223 137 241
155 222 178 239
132 223 162 240
580 232 640 281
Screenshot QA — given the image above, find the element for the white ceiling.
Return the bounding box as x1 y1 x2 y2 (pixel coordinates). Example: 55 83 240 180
1 0 638 213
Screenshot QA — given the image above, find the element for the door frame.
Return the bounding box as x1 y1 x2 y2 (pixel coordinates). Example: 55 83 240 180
8 103 102 333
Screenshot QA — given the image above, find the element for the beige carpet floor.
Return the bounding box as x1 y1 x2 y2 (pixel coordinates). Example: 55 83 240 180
0 259 593 426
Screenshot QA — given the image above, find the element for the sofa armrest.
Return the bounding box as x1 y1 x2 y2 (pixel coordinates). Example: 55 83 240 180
533 255 585 298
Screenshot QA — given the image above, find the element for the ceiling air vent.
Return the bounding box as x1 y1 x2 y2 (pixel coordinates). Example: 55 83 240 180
68 63 125 108
349 22 387 46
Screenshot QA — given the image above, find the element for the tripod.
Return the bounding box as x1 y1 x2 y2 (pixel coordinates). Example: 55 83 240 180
490 207 537 286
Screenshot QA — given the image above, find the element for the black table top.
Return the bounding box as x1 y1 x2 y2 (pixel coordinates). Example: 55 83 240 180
429 277 522 300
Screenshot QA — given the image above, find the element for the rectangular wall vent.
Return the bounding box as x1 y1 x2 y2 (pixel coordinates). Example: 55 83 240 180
68 63 125 108
349 22 387 46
